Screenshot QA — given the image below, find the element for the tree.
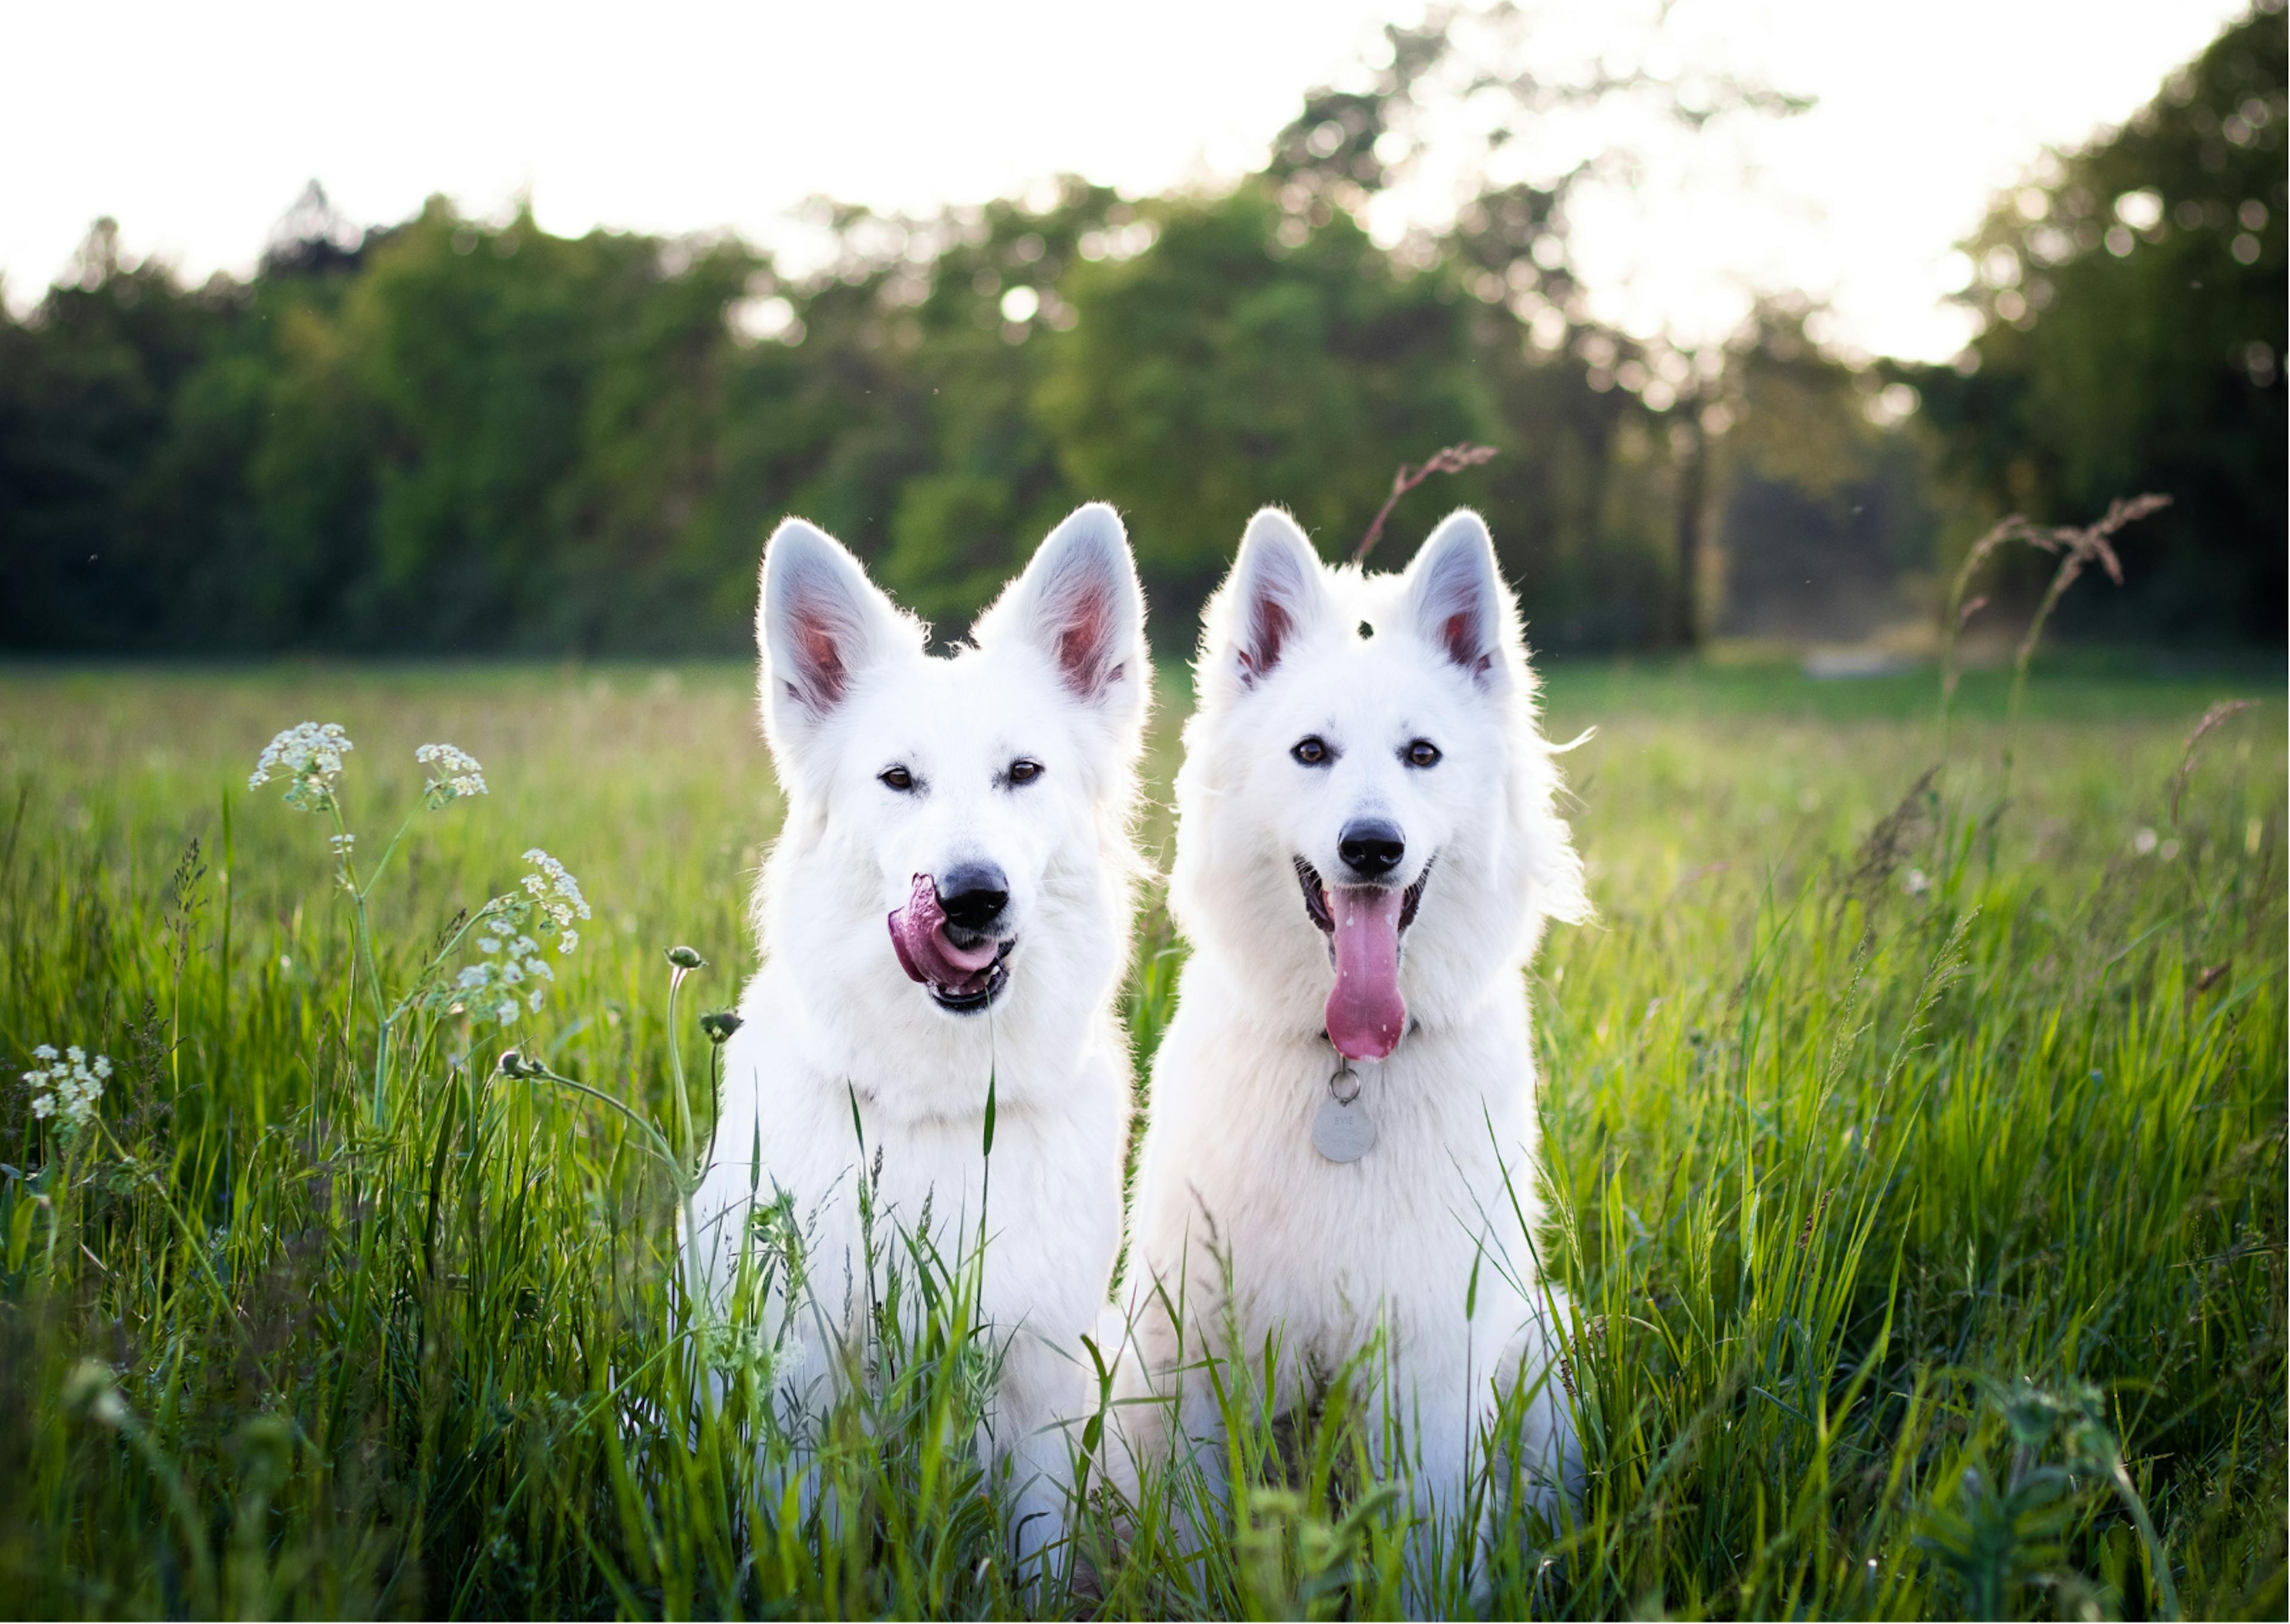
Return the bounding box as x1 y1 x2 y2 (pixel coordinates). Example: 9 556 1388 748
1905 2 2286 641
0 219 237 649
1039 187 1491 636
1715 299 1938 641
1262 4 1809 646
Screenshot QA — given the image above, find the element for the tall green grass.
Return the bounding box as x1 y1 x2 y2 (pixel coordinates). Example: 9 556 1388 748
0 658 2279 1619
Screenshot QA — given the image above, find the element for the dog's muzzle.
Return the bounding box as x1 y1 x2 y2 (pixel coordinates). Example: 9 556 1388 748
888 872 1014 1014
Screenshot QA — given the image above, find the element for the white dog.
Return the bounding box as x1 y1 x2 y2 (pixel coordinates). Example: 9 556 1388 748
689 503 1150 1570
1112 507 1589 1570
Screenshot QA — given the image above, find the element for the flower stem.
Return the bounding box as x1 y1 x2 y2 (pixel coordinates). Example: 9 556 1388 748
666 966 696 1173
328 802 396 1125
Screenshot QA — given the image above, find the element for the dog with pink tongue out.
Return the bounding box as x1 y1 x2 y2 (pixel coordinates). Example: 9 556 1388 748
688 503 1150 1577
1110 507 1590 1576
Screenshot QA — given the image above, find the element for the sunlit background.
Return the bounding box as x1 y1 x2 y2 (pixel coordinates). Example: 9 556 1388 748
2 0 2282 655
0 0 2252 354
0 14 2283 1614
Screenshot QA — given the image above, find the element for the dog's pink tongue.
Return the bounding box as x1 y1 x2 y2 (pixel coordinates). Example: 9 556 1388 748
1326 885 1406 1061
887 874 999 987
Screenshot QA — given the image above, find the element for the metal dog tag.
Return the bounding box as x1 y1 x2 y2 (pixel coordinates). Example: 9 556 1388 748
1312 1060 1376 1163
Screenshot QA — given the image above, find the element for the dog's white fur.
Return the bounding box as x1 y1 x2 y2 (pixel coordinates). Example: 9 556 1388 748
1113 507 1589 1557
689 504 1150 1568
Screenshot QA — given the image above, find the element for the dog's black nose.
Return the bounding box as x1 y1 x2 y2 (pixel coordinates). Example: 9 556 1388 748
937 862 1010 934
1338 818 1406 879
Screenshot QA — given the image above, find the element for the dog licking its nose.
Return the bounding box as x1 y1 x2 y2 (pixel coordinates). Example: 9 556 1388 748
887 870 1005 1002
937 861 1010 934
1338 817 1406 879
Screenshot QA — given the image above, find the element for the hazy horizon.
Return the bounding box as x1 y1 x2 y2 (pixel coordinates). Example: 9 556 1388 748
2 0 2254 359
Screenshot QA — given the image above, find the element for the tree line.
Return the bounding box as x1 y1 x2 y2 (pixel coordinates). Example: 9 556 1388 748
2 5 2279 656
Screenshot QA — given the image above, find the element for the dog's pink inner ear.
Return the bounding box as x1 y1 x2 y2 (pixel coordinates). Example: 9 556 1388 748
1237 594 1292 686
790 608 849 711
1442 608 1494 683
1053 586 1116 699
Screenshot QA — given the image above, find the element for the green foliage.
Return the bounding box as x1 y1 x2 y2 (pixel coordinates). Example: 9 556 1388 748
867 186 1126 628
0 659 2279 1618
5 10 2277 656
0 218 239 646
1907 1 2288 641
0 175 1686 657
1039 187 1490 624
1715 299 1942 641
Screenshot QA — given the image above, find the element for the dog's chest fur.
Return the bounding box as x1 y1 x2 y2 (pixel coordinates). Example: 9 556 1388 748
1131 960 1548 1370
707 991 1126 1333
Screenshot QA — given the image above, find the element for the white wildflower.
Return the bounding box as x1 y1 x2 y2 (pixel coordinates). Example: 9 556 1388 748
23 1044 110 1136
521 850 593 938
330 833 356 854
428 854 595 1030
249 723 355 812
415 743 488 808
1901 867 1932 897
2132 826 2159 856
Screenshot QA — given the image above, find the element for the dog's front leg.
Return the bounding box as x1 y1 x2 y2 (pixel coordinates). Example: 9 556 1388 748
1096 1298 1234 1561
1494 1290 1585 1527
988 1325 1085 1583
1363 1353 1488 1615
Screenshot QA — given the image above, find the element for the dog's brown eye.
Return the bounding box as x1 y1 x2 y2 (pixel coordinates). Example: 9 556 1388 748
1405 739 1441 768
879 765 915 792
1291 736 1330 767
1007 758 1043 786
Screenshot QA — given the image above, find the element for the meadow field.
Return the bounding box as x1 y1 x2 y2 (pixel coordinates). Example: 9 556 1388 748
0 656 2280 1619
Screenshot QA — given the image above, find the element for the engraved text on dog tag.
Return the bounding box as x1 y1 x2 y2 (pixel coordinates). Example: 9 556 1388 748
1312 1094 1376 1163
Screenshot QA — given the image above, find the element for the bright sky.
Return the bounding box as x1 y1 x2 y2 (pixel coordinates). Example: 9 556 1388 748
0 0 2248 359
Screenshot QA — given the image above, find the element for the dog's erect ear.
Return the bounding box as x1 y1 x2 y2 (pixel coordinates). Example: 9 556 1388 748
1403 509 1511 691
757 518 912 736
1217 508 1329 689
978 503 1147 720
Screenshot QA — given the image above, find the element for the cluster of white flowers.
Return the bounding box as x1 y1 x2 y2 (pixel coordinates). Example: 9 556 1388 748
416 743 488 808
454 931 557 1022
439 851 593 1026
248 723 355 812
24 1044 109 1135
246 717 599 1037
522 848 592 953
